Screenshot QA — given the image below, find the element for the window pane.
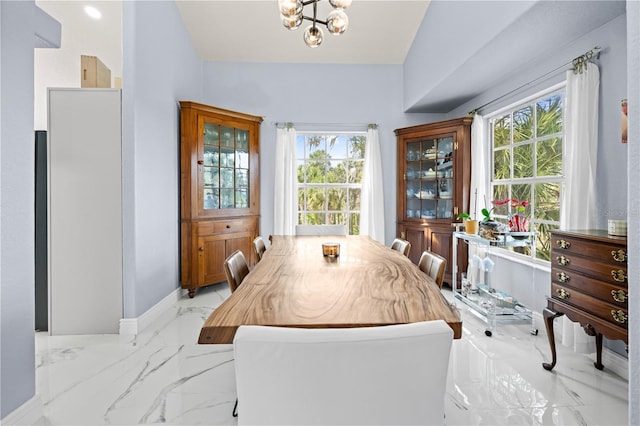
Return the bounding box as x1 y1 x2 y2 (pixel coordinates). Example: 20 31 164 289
536 95 563 137
204 146 219 166
235 169 248 188
328 213 346 225
236 129 248 150
298 188 305 211
235 189 248 208
296 135 306 159
204 123 219 146
297 160 305 184
306 160 327 183
513 106 533 142
236 149 249 169
306 187 326 211
535 222 559 261
298 212 304 225
537 137 563 177
308 135 327 159
535 182 560 221
327 135 347 158
349 136 366 159
513 143 534 178
349 188 361 211
221 126 234 147
306 212 326 225
493 148 511 180
220 189 234 209
221 168 234 188
492 185 509 216
328 160 347 183
221 148 235 168
511 184 531 213
350 213 360 235
493 115 511 147
349 160 364 183
328 188 347 211
204 188 219 210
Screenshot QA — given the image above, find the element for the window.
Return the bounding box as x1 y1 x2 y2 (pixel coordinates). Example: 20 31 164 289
489 88 565 261
296 132 366 235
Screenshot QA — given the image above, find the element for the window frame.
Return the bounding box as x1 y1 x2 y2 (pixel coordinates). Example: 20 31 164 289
296 131 367 235
484 82 566 263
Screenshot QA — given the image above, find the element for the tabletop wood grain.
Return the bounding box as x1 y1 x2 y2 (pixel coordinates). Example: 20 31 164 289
198 235 462 343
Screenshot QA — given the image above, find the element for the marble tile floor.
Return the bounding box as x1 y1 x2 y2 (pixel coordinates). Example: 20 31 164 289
34 284 629 426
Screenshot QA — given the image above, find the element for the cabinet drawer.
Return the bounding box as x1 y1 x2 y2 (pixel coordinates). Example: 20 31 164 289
197 218 256 236
551 250 628 285
551 283 629 329
551 267 628 307
547 298 628 343
551 234 627 265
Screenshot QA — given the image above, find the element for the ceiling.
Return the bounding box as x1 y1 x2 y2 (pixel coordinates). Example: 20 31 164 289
36 0 627 113
175 0 430 64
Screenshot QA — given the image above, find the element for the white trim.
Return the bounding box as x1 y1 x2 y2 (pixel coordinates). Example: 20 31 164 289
1 394 43 425
484 81 567 119
118 287 182 335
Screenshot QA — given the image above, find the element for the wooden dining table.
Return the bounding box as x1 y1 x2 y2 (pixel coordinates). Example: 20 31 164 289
198 235 462 343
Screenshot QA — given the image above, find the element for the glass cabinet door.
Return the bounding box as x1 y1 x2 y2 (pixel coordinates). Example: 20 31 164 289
202 121 250 211
405 135 455 220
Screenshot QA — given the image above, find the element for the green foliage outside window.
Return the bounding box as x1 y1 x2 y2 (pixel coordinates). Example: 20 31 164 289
297 133 366 235
490 92 564 261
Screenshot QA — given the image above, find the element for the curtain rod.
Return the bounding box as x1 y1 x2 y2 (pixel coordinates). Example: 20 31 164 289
468 46 602 116
273 121 378 129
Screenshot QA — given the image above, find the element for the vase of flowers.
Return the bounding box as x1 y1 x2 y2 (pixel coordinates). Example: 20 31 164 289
507 199 530 232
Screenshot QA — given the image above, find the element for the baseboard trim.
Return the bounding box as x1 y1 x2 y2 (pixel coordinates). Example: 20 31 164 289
1 394 43 425
533 312 628 380
119 287 182 335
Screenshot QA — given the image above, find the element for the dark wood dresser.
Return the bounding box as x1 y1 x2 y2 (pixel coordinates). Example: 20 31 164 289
542 229 628 371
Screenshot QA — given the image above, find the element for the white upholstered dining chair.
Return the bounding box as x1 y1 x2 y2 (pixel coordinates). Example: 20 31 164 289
233 320 453 425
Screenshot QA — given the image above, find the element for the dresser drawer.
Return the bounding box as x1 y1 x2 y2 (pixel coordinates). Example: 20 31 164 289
551 267 628 307
551 283 628 329
551 250 628 285
197 218 257 235
551 234 626 265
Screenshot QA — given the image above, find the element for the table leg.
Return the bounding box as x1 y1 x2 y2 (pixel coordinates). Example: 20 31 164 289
594 332 604 370
542 307 564 371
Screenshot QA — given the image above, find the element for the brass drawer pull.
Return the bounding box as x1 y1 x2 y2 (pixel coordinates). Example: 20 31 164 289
611 309 628 324
611 289 628 303
611 269 627 283
556 239 571 249
556 255 570 266
556 288 570 299
611 249 627 263
556 272 570 283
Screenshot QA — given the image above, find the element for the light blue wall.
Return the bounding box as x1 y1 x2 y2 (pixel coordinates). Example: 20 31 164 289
0 1 37 418
447 15 629 356
201 62 441 244
122 1 202 317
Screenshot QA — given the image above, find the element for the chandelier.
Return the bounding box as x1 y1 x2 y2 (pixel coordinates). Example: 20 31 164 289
278 0 352 48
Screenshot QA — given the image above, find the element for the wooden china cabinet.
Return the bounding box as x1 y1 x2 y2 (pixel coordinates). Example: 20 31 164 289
180 101 262 298
395 117 472 285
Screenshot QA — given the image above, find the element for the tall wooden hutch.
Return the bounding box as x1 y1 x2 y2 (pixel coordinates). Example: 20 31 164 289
395 117 472 284
180 101 262 297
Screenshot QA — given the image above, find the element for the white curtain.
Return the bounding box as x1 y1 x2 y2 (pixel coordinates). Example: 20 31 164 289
470 114 486 221
360 125 385 243
560 61 600 353
273 125 298 235
466 114 488 285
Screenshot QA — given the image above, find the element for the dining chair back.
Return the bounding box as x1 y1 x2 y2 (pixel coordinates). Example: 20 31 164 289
418 250 447 289
233 320 453 425
390 238 411 257
253 236 267 262
224 250 250 293
295 224 348 236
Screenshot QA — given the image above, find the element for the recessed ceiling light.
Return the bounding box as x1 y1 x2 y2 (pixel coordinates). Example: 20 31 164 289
84 5 102 20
